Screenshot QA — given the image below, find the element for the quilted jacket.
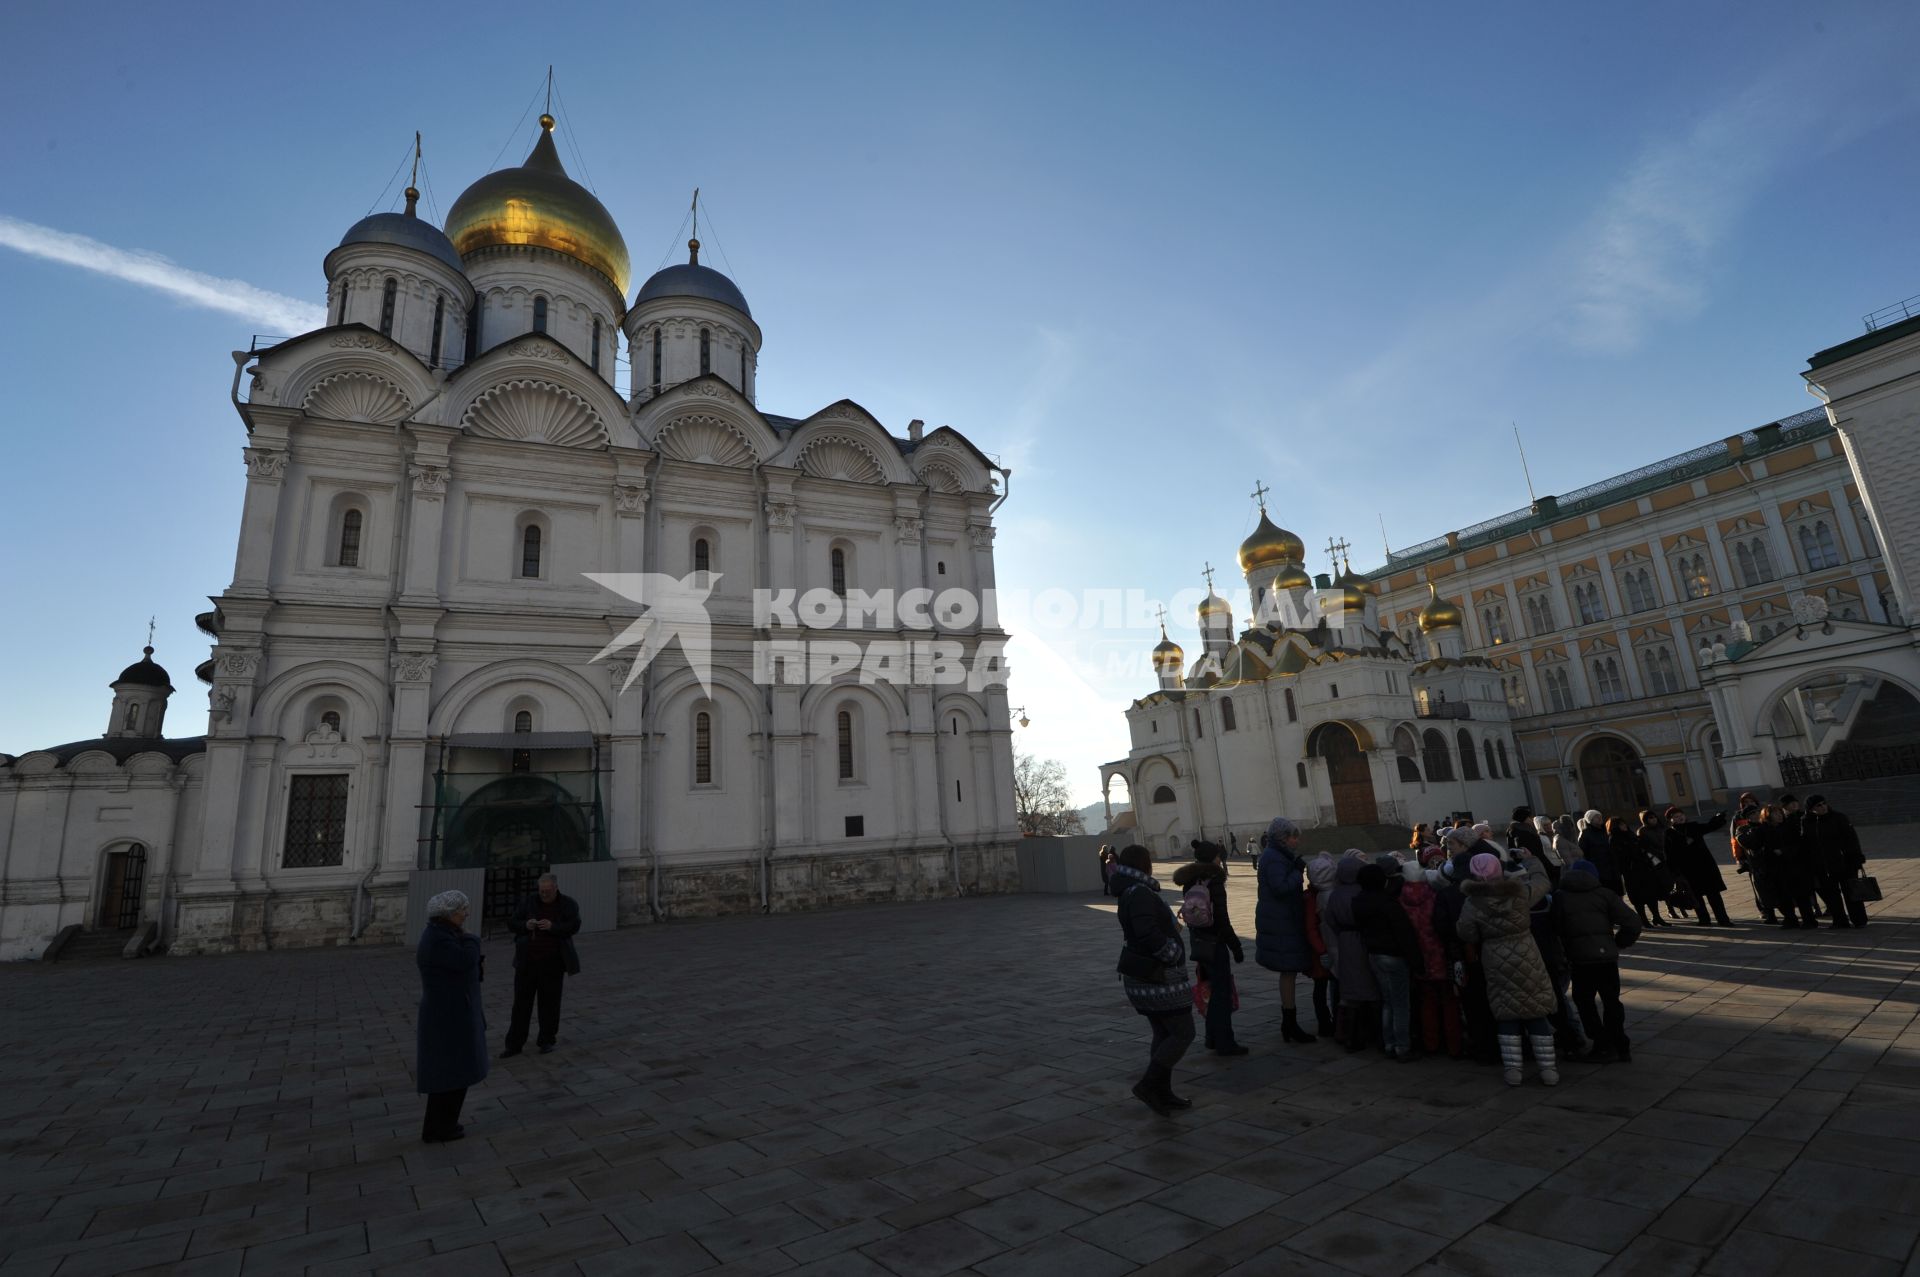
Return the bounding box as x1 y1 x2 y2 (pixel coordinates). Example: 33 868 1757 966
1455 875 1557 1022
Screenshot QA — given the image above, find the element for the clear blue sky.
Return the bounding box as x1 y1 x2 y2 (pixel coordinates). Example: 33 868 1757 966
3 1 1916 805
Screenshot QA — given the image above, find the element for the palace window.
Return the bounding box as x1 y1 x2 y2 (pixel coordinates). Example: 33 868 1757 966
695 710 713 785
520 524 543 578
1620 568 1658 613
532 296 548 334
337 508 363 568
283 774 349 869
1523 593 1554 636
1543 666 1575 713
1593 657 1627 704
1573 581 1606 625
1644 645 1682 695
1674 553 1712 599
379 278 397 337
1799 521 1841 571
1734 537 1775 587
1482 605 1509 644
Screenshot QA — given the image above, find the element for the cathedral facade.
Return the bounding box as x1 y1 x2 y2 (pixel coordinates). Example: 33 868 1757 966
1100 502 1527 854
0 115 1020 960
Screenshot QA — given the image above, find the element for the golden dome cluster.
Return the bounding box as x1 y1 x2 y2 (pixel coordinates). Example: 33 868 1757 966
445 115 632 294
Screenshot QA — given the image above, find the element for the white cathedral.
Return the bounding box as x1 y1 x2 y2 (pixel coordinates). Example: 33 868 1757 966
1101 498 1527 854
0 114 1021 960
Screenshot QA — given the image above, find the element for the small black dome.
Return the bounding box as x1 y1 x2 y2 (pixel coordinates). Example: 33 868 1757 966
114 647 172 689
337 212 466 275
633 262 751 318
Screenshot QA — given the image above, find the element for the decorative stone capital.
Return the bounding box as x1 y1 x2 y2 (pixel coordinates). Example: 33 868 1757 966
391 652 438 684
209 685 237 722
409 464 449 500
894 516 924 544
605 659 633 687
613 482 649 515
214 650 263 681
968 522 996 548
765 499 796 530
242 448 287 481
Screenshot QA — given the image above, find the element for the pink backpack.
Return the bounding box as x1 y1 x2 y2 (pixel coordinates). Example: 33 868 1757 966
1179 882 1214 929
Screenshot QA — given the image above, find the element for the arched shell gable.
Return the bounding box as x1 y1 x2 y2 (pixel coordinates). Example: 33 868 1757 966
916 460 967 493
462 379 608 448
796 434 886 484
302 371 412 424
653 413 759 467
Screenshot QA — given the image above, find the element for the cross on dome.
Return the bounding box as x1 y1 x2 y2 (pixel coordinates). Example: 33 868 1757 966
1250 480 1271 511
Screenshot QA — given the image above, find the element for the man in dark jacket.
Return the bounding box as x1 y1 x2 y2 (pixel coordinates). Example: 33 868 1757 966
1803 796 1867 928
1664 807 1732 925
1508 806 1555 885
1551 860 1642 1062
501 873 583 1057
1173 840 1247 1056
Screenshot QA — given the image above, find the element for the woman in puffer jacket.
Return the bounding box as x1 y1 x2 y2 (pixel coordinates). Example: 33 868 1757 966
1455 854 1560 1086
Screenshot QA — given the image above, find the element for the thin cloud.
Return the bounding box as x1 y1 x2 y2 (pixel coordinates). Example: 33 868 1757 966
0 215 324 333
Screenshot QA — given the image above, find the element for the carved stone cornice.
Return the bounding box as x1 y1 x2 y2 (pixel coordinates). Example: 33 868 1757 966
895 516 924 544
410 465 450 500
391 653 438 684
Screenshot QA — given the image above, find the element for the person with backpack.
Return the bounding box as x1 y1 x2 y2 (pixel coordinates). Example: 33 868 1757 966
1254 816 1319 1045
1455 854 1560 1086
1110 845 1195 1115
1551 857 1642 1062
1173 840 1247 1055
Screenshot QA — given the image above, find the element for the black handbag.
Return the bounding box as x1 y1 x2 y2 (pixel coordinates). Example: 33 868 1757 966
1844 876 1882 903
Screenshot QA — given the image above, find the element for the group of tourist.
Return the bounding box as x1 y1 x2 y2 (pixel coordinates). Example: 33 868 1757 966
1108 794 1874 1116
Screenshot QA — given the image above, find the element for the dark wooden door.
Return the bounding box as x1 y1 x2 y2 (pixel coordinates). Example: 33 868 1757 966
1323 726 1379 826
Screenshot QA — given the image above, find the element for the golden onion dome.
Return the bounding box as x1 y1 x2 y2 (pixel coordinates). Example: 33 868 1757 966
445 115 631 294
1275 563 1313 591
1152 631 1185 670
1198 591 1232 621
1335 563 1377 596
1239 511 1306 572
1419 582 1465 633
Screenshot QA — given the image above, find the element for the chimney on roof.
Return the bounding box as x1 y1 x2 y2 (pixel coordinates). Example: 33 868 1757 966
908 419 924 442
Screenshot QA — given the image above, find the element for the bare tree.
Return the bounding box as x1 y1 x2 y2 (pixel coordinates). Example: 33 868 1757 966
1013 750 1085 836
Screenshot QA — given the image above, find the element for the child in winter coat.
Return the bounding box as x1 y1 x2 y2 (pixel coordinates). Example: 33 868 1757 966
1455 853 1560 1086
1303 853 1338 1037
1550 857 1642 1061
1397 862 1460 1057
1322 856 1380 1052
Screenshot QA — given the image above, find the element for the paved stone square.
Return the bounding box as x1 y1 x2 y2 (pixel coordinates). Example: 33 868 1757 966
2 838 1919 1276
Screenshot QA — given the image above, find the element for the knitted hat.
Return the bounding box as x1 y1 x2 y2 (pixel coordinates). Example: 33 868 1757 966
1571 859 1599 877
1306 853 1338 889
1469 853 1503 881
1191 839 1222 862
1267 815 1301 844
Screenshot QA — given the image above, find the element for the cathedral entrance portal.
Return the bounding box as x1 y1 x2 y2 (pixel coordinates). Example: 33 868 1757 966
1578 736 1647 819
97 843 145 930
1310 723 1378 827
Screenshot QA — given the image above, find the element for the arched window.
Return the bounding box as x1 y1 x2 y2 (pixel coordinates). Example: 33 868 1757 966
337 508 363 568
1497 739 1512 778
1483 738 1498 778
1458 728 1482 780
651 326 662 393
1801 521 1840 570
1594 658 1626 703
937 561 947 575
532 296 548 334
513 710 533 733
334 279 350 325
379 277 397 336
693 537 711 574
430 296 445 369
1750 538 1774 582
320 710 342 734
591 318 602 375
1296 762 1309 789
740 344 748 387
830 546 848 597
124 703 140 731
836 709 855 781
520 524 543 578
1193 708 1204 739
1221 698 1237 732
695 710 713 785
1152 785 1176 804
1422 729 1455 782
1284 687 1298 723
699 327 711 376
466 297 482 363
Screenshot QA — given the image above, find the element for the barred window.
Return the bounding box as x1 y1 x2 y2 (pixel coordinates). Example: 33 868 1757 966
837 709 855 780
338 509 363 568
283 774 349 868
521 525 542 578
695 710 713 785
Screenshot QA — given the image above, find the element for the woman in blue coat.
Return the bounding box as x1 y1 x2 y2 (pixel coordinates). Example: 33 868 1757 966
417 890 488 1143
1255 816 1318 1044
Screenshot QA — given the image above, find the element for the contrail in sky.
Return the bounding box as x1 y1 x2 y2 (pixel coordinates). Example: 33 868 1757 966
0 214 324 333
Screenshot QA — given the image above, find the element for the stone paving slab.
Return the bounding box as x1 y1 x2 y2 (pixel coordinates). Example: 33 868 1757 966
1 836 1917 1275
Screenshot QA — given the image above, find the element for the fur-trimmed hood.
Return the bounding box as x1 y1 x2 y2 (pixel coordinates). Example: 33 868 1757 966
1173 860 1226 888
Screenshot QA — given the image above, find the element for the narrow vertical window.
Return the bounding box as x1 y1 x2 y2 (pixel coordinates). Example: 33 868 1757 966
1295 761 1308 788
699 327 711 375
651 327 662 393
740 344 747 388
956 780 962 803
694 538 711 573
1221 698 1236 731
125 704 140 731
379 278 397 336
338 509 363 568
429 296 445 369
695 711 712 784
334 279 350 325
837 709 854 780
1284 687 1297 722
831 547 847 598
532 296 548 334
521 525 542 578
591 318 602 375
1193 708 1204 739
466 298 481 363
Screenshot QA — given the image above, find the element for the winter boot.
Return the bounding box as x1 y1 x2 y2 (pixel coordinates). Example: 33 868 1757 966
1157 1071 1193 1111
1614 1035 1632 1064
1315 1015 1336 1039
1132 1064 1172 1115
1281 1010 1316 1045
1498 1032 1525 1086
1529 1032 1559 1086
